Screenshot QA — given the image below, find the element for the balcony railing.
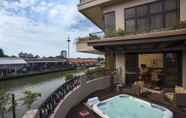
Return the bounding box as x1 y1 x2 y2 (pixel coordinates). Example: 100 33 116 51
81 22 186 41
80 0 95 4
76 32 104 43
89 32 104 40
38 67 109 118
38 76 80 118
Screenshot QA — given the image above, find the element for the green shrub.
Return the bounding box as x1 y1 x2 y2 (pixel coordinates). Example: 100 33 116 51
168 21 186 30
105 28 117 37
105 28 127 38
20 90 41 109
104 21 186 38
85 67 105 79
117 29 127 36
0 89 13 116
175 21 186 29
0 89 6 97
65 74 74 81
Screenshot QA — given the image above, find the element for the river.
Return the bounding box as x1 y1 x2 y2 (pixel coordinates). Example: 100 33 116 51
0 69 85 118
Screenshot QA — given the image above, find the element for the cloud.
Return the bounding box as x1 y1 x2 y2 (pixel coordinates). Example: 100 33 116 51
0 0 101 57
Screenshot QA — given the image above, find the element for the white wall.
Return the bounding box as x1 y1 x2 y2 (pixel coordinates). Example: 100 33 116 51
50 76 111 118
183 50 186 88
115 53 126 84
180 0 186 21
23 110 39 118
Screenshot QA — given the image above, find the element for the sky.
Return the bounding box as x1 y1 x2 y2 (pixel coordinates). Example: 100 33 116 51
0 0 101 58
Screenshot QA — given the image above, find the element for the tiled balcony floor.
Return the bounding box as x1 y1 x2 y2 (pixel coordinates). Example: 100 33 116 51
66 88 186 118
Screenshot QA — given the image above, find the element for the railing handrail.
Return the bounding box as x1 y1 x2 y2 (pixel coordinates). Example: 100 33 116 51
38 76 81 118
79 0 96 6
76 31 104 42
89 31 104 36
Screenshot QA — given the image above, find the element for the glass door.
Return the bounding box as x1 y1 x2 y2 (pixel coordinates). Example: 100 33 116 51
164 52 182 88
125 54 139 86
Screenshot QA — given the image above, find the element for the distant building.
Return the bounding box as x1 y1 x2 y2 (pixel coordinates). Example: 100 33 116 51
0 58 27 77
60 50 67 59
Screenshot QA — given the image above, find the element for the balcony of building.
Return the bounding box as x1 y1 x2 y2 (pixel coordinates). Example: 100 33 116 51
77 25 186 54
76 32 104 54
78 0 186 50
89 28 186 46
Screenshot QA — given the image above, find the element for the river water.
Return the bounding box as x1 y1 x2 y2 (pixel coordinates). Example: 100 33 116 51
0 69 84 118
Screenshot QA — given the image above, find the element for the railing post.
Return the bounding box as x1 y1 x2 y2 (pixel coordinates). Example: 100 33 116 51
12 94 16 118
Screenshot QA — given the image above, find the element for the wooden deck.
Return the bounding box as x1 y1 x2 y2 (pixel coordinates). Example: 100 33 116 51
66 88 186 118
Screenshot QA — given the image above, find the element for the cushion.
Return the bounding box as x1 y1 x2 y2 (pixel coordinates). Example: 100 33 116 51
175 86 186 94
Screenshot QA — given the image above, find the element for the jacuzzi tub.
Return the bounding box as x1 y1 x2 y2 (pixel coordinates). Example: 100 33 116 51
93 94 173 118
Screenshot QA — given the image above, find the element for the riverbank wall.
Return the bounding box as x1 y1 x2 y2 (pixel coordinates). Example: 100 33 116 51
0 66 94 81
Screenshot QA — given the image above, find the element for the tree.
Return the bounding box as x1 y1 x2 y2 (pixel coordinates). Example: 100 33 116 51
0 48 7 57
20 90 41 109
35 55 40 58
10 55 17 58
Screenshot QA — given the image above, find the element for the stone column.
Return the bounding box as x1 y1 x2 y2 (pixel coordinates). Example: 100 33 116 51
115 52 126 84
105 49 115 71
182 50 186 88
180 0 186 21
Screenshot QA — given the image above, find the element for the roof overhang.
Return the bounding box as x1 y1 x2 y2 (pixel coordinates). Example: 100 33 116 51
88 29 186 53
78 0 127 30
79 5 104 29
76 37 104 54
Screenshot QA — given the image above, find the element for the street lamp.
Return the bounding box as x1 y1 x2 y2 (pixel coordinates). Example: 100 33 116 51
67 36 71 58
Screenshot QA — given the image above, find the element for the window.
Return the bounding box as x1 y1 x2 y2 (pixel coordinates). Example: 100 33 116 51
125 0 179 33
151 14 163 30
165 0 177 11
137 18 149 32
137 5 148 17
126 19 135 33
165 12 177 27
125 8 135 19
104 12 116 32
150 2 162 14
